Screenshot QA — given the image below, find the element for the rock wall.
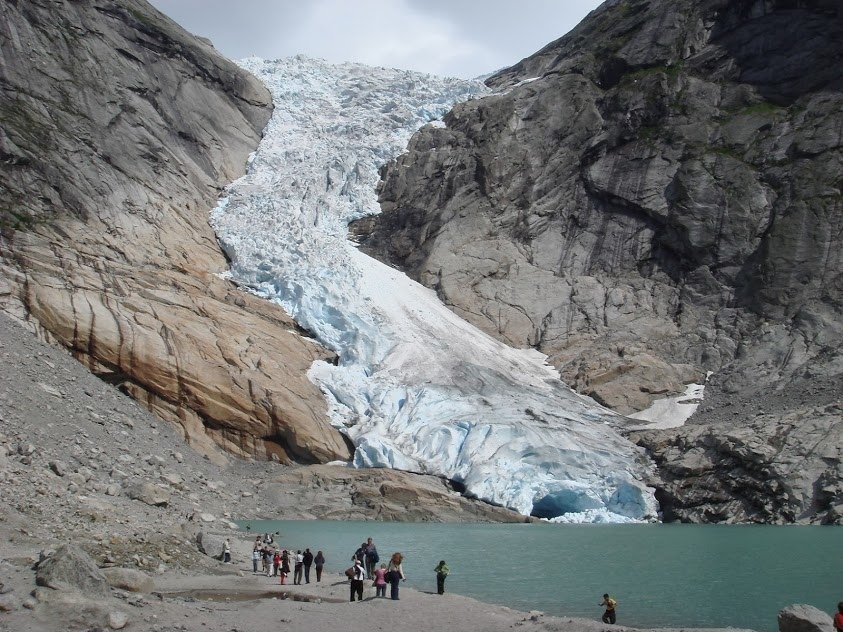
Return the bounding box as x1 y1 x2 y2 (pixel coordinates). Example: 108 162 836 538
353 0 842 522
0 0 351 464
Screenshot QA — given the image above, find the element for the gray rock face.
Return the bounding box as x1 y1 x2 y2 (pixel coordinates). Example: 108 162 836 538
125 482 170 507
0 0 351 464
353 0 843 522
778 604 834 632
36 546 109 597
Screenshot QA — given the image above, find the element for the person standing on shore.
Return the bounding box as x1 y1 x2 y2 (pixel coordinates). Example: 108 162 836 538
434 560 449 595
365 537 379 578
314 550 325 582
281 550 291 584
303 548 314 583
599 593 618 624
294 550 304 585
222 539 231 563
252 544 260 573
387 552 405 600
373 563 387 598
350 558 366 602
834 602 843 632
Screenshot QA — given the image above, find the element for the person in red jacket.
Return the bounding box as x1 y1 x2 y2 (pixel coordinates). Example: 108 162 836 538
833 602 843 632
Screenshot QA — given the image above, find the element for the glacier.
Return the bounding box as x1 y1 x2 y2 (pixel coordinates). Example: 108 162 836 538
210 56 658 522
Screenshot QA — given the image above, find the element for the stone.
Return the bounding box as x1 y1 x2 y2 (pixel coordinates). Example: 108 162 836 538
35 545 109 597
778 604 834 632
125 483 171 507
0 593 19 612
103 568 154 593
108 610 128 630
49 460 68 477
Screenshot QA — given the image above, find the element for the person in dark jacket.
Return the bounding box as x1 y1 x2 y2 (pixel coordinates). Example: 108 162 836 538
364 537 379 578
314 550 325 582
303 548 314 583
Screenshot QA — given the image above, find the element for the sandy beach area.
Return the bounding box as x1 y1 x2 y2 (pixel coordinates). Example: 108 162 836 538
148 564 753 632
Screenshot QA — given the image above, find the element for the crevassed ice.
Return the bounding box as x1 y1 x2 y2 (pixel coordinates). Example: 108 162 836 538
211 56 658 522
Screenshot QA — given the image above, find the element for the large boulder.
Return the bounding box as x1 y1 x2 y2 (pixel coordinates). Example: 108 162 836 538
778 604 834 632
0 0 352 465
35 546 109 598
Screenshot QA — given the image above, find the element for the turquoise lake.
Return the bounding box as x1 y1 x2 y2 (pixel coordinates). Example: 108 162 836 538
239 520 840 632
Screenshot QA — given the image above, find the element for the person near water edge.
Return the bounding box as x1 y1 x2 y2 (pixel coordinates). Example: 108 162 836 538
387 552 405 600
350 558 366 602
599 593 617 624
434 560 449 595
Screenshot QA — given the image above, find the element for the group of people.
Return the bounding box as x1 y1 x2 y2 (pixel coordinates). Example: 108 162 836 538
252 534 325 585
344 538 451 602
347 538 405 601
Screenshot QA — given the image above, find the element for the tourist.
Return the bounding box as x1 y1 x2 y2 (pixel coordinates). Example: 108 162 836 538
350 558 366 602
273 550 281 577
294 549 304 584
386 552 405 600
353 542 367 575
365 537 379 578
834 602 843 632
303 548 314 583
434 560 449 595
251 545 260 573
281 550 291 584
373 563 387 598
222 539 231 563
314 550 325 582
263 547 273 577
599 593 618 624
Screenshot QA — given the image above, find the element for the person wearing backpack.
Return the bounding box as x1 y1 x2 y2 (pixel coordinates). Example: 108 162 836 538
434 560 449 595
599 593 618 624
364 537 379 578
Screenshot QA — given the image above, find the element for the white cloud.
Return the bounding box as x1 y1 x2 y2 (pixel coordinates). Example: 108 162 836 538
283 0 492 77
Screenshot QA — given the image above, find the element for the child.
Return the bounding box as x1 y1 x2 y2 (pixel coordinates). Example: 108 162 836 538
373 563 387 597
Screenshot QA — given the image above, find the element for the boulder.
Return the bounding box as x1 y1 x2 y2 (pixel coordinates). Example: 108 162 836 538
125 482 171 507
778 604 834 632
102 568 154 593
35 545 109 597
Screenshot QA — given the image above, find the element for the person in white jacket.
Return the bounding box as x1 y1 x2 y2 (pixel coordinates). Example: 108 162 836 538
350 559 366 602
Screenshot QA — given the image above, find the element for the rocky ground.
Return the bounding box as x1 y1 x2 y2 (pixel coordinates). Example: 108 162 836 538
0 312 526 630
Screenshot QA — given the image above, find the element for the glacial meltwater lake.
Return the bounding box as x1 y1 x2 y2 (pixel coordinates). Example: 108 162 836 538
239 520 840 632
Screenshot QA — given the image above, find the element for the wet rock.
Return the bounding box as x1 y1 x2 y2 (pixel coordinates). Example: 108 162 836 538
778 604 834 632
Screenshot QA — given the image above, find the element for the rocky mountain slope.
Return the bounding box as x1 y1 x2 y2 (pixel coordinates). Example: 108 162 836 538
353 0 842 523
0 0 351 464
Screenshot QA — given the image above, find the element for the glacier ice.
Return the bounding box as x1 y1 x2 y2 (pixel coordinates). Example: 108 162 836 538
210 56 658 522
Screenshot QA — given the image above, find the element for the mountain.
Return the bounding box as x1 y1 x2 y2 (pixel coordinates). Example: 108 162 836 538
0 0 351 465
353 0 843 523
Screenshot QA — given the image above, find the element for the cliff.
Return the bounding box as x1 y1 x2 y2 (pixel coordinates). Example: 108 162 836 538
353 0 842 522
0 0 351 464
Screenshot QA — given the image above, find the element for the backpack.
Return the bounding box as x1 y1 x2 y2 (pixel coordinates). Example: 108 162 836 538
344 566 355 579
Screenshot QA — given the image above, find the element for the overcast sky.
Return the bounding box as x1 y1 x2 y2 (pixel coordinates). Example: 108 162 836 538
147 0 603 78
